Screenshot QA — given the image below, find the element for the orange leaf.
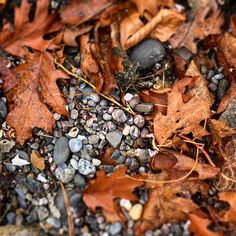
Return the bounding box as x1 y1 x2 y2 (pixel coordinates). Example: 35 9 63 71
170 2 223 53
189 214 223 236
219 192 236 224
60 0 109 25
6 52 68 145
153 87 211 145
0 0 62 56
83 167 143 220
135 173 206 234
151 150 220 180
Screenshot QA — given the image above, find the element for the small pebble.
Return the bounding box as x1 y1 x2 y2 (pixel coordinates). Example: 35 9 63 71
67 127 79 138
106 130 123 148
134 115 145 128
71 109 79 119
69 138 83 153
217 78 229 101
53 137 70 164
123 125 131 136
129 204 143 220
120 199 132 211
37 207 49 221
103 113 112 121
88 135 100 145
55 165 75 183
92 158 101 166
78 159 96 175
129 95 141 108
112 109 127 123
206 70 214 80
208 82 217 92
129 125 140 139
109 222 122 235
74 174 86 189
134 103 154 114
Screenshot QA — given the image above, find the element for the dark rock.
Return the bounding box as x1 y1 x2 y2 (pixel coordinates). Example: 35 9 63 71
0 99 7 119
130 39 166 70
217 78 229 101
53 137 70 164
208 83 217 92
206 70 214 80
74 174 86 189
220 99 236 128
6 212 16 224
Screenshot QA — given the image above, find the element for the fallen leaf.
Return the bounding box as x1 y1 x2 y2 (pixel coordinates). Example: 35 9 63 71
170 2 223 53
121 8 185 50
153 87 211 145
217 82 236 114
83 167 143 221
0 57 19 92
219 192 236 224
6 52 68 145
0 0 62 56
189 213 223 236
217 32 236 70
135 172 206 234
30 150 45 170
131 0 175 16
60 0 109 25
151 149 220 180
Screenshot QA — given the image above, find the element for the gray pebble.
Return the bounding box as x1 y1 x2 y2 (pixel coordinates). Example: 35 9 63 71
130 125 140 139
5 163 16 172
106 121 117 132
106 130 123 148
208 82 218 92
37 207 49 221
74 173 86 189
212 73 224 80
134 103 153 114
206 70 214 80
100 99 108 106
46 217 61 228
78 159 96 176
88 135 100 145
30 143 40 150
129 95 141 108
55 165 75 183
134 115 145 128
217 78 229 101
112 109 127 123
103 113 112 121
6 212 16 224
220 99 236 129
71 109 79 119
69 138 83 153
0 99 7 119
109 222 122 235
53 137 70 164
130 39 166 70
89 94 100 103
111 149 125 164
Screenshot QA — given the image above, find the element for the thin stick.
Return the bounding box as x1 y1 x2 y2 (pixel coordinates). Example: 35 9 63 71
55 60 135 115
60 182 74 236
179 135 216 167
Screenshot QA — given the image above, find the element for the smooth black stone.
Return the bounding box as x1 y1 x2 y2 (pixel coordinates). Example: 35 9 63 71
130 39 166 70
217 78 229 101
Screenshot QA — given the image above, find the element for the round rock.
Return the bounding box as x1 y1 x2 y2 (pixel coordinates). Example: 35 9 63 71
53 137 70 164
112 109 127 123
78 159 96 176
69 138 83 153
55 165 75 183
130 39 166 70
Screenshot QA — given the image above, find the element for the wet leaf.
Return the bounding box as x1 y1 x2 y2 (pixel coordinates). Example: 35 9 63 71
83 167 143 221
0 0 62 56
6 52 68 145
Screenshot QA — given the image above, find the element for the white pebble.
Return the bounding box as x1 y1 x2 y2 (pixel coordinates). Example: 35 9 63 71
120 199 132 211
92 158 101 166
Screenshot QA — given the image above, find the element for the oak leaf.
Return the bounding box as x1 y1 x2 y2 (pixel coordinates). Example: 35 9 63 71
135 172 207 234
151 150 220 180
189 214 223 236
219 192 236 224
6 52 68 145
153 87 211 145
170 1 223 53
60 0 109 25
83 167 143 221
0 0 62 57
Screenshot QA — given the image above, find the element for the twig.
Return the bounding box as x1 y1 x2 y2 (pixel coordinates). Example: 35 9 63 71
55 60 135 115
60 182 74 236
179 135 216 167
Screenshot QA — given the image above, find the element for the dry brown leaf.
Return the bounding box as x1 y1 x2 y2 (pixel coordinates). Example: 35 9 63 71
217 82 236 113
30 150 45 170
83 167 143 221
151 150 220 180
219 192 236 224
122 8 185 50
6 52 68 145
131 0 175 16
63 26 93 47
153 87 211 145
217 32 236 70
60 0 109 25
135 173 207 234
170 2 223 53
189 214 223 236
0 0 62 57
